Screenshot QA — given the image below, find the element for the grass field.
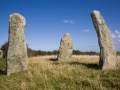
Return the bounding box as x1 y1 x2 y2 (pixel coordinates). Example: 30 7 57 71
0 55 120 90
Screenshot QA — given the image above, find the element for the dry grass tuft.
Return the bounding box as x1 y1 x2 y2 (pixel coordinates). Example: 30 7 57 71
0 55 120 90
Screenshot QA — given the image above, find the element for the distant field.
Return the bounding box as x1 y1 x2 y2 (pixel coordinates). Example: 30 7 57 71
29 55 120 64
0 55 120 90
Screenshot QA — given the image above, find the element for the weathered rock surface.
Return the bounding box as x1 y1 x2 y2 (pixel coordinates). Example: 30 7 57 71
7 13 28 75
57 33 73 61
0 50 3 58
91 10 117 70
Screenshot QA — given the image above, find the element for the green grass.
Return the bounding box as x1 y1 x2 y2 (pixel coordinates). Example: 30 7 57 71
0 58 6 75
0 56 120 90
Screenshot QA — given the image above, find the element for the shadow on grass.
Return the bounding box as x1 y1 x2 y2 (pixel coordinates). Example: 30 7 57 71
0 69 6 75
49 58 61 65
48 58 99 70
0 58 7 75
70 62 99 70
49 58 58 61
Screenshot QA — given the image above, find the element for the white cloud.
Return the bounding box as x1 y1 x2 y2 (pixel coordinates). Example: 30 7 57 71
111 30 120 46
84 29 90 32
118 35 120 38
112 33 116 38
115 30 120 38
115 31 118 33
63 20 69 23
111 30 120 38
63 20 74 24
115 30 119 34
114 41 120 45
69 20 74 24
82 29 90 32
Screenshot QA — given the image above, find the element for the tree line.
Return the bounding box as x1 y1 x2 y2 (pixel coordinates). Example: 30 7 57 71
0 42 120 58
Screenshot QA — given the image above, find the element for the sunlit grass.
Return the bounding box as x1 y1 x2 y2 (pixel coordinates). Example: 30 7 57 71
0 55 120 90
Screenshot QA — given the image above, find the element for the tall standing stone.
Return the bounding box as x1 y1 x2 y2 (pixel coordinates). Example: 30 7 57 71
7 13 28 75
91 10 117 70
57 33 73 61
0 50 3 58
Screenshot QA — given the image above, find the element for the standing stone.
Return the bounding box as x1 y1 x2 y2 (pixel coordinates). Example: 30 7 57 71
7 13 28 75
91 10 117 70
0 50 3 58
57 33 73 61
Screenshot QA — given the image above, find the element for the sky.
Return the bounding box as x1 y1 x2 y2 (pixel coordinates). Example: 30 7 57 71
0 0 120 52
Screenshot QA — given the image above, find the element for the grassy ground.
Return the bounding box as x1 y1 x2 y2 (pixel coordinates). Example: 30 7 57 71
0 55 120 90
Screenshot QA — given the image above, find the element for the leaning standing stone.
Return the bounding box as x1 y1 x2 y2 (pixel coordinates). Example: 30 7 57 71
57 33 73 61
91 10 117 70
0 50 3 58
7 13 28 75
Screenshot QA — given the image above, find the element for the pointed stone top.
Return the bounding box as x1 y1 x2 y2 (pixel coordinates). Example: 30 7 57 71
62 33 73 42
91 10 101 16
91 10 105 25
91 10 101 17
65 33 70 36
92 10 99 13
10 13 22 15
63 33 70 39
10 13 26 25
10 13 25 18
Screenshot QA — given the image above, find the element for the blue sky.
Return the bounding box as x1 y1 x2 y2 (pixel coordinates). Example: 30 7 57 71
0 0 120 52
